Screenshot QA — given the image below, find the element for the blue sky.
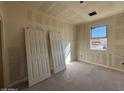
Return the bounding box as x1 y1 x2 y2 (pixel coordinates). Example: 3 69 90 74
91 26 107 38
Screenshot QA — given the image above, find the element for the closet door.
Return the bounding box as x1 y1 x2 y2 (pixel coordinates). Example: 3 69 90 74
49 32 66 73
25 28 51 87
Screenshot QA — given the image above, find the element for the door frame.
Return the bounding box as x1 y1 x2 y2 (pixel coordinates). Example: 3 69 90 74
0 14 4 88
0 13 8 88
0 12 15 88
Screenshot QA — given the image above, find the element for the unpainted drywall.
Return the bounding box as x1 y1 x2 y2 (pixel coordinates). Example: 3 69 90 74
76 12 124 72
0 2 3 14
3 2 76 87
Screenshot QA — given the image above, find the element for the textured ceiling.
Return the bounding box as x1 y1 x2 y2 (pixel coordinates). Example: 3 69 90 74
26 1 124 24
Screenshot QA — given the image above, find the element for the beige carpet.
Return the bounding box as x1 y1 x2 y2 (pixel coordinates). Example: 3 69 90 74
23 62 124 91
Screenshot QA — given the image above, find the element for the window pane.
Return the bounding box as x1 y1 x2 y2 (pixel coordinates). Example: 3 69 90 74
91 38 107 50
90 25 107 50
91 26 107 38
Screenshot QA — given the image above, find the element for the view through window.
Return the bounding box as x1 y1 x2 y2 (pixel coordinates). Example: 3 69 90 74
90 25 107 50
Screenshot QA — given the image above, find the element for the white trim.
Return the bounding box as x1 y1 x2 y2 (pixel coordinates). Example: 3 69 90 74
0 13 7 88
0 13 4 88
0 12 10 88
8 77 28 88
78 60 124 73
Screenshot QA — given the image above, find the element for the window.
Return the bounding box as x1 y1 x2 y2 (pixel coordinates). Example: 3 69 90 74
90 25 107 50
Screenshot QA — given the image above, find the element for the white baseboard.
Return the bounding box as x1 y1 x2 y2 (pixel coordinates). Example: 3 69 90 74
78 60 124 73
8 77 28 88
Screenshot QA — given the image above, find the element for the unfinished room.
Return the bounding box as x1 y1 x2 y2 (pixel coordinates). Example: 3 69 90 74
1 1 124 91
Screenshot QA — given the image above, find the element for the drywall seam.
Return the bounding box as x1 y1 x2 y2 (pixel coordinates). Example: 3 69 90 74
26 7 73 25
76 12 124 72
3 2 76 87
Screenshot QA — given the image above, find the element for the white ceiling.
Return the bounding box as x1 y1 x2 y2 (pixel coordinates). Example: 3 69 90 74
26 1 124 24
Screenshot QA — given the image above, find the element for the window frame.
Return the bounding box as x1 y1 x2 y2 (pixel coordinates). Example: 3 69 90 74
90 24 108 51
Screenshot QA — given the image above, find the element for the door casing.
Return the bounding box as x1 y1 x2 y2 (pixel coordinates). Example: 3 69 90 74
0 19 4 88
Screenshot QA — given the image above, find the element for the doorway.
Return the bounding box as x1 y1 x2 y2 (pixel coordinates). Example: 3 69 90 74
0 20 4 88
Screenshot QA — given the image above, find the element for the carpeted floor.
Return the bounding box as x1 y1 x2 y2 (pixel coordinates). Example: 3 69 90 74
22 62 124 91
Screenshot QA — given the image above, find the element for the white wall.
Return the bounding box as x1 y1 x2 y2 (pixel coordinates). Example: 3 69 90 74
77 12 124 72
2 2 76 87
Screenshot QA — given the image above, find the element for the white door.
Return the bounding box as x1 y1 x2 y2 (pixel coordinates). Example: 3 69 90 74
49 32 66 73
25 28 51 87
